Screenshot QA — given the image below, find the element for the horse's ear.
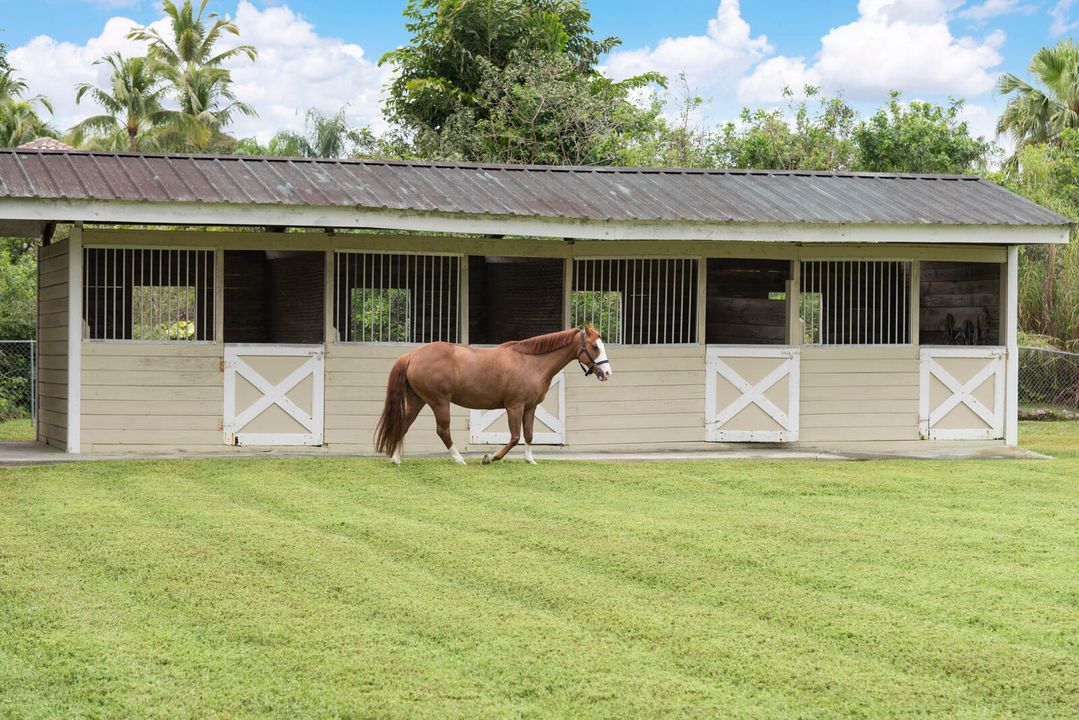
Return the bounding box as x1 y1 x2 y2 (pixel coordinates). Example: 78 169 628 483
584 323 596 337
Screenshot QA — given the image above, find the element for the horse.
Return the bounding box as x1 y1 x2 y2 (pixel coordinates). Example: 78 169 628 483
374 325 612 465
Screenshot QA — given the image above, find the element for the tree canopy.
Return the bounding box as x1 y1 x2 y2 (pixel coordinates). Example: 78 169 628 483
997 39 1079 153
377 0 660 162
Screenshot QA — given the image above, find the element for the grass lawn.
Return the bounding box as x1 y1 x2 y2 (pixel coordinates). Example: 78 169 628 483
0 418 33 442
1 424 1077 718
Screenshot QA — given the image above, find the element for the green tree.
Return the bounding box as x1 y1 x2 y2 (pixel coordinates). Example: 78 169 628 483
429 50 660 164
379 0 657 162
710 87 857 171
0 237 36 340
238 109 362 158
71 53 180 151
995 129 1079 349
854 92 990 174
997 39 1079 151
128 0 257 150
0 68 56 147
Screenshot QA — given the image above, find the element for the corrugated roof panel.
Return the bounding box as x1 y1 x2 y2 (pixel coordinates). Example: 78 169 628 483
0 149 1069 229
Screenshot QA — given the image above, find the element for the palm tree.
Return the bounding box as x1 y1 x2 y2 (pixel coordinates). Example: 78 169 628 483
0 100 57 146
174 64 256 149
129 0 257 73
235 109 362 158
71 53 180 152
0 67 56 146
997 39 1079 149
128 0 257 150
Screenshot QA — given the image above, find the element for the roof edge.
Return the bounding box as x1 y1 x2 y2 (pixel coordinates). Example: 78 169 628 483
0 147 989 181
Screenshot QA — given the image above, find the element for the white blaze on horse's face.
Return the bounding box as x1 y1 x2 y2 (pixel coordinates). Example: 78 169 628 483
595 338 612 381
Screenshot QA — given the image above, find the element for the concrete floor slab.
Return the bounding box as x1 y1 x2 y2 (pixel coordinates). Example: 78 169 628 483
0 441 1050 466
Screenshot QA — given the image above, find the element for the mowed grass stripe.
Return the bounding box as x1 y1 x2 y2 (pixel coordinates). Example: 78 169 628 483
0 424 1077 717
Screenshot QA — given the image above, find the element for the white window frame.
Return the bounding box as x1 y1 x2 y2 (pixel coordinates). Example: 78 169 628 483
81 245 217 345
334 249 462 346
799 258 916 347
570 256 700 346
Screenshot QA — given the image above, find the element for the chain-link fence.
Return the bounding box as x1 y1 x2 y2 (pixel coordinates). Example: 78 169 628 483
0 340 36 425
1019 346 1079 415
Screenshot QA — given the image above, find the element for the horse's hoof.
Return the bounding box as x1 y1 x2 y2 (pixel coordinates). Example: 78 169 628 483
482 454 493 465
526 458 538 465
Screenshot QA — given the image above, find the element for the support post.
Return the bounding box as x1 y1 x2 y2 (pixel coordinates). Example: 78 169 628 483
214 247 225 345
910 260 920 345
324 242 335 345
460 255 470 344
787 259 801 345
66 223 82 453
696 257 707 344
1004 245 1019 446
562 247 573 330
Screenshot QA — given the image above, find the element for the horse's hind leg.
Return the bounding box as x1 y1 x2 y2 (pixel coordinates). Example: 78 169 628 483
522 405 538 465
432 400 466 465
392 390 426 465
483 406 523 464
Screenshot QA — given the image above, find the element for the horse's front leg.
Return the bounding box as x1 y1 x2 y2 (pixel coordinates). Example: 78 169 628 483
522 405 538 464
483 406 523 464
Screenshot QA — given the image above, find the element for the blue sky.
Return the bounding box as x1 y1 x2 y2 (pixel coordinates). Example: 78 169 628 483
3 0 1077 144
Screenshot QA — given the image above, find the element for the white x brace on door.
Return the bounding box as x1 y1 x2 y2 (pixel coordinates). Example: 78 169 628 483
469 372 566 445
223 344 325 446
706 347 800 442
920 347 1005 440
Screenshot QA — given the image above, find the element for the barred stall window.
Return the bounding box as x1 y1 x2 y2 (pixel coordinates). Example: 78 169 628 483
571 258 698 344
83 248 215 341
800 260 912 345
334 251 461 343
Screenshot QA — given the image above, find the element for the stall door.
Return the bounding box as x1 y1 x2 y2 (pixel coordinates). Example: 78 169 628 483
470 372 566 445
706 347 800 442
223 344 325 446
919 347 1005 440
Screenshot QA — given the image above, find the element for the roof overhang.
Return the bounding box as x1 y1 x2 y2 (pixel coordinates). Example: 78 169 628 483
0 197 1070 245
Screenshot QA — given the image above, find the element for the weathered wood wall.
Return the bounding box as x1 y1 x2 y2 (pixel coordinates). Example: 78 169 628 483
705 258 788 344
919 261 999 345
37 240 69 448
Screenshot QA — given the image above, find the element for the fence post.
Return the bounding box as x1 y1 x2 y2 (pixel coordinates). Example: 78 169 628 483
30 340 36 427
1005 245 1019 446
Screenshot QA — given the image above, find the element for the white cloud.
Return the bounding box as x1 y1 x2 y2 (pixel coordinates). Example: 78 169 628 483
8 16 151 133
738 0 1004 103
956 0 1033 21
604 0 770 94
7 1 389 143
1050 0 1079 35
219 2 389 141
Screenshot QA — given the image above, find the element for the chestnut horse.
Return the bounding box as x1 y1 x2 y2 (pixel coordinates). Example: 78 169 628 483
375 326 612 465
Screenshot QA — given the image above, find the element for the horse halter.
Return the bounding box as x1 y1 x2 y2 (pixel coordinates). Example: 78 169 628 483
577 329 610 377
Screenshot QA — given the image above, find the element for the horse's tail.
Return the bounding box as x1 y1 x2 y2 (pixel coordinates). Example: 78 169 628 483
375 353 412 457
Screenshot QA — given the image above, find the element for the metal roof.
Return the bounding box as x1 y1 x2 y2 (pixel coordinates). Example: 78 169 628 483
0 147 1069 228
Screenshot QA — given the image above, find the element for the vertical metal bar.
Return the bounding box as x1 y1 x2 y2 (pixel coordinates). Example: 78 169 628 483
103 248 109 340
121 249 126 341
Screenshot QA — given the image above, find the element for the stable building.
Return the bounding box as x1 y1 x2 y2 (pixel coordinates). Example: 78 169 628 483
0 148 1069 456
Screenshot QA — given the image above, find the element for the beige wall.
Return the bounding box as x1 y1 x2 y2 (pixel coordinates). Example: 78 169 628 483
81 343 224 453
37 240 69 448
799 346 921 443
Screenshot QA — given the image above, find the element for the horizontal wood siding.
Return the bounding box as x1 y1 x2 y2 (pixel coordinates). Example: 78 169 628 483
798 346 920 442
563 345 705 449
324 344 467 454
37 241 68 448
80 343 225 452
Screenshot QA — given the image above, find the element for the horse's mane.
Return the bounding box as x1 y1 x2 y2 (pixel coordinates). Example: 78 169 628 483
508 328 579 356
